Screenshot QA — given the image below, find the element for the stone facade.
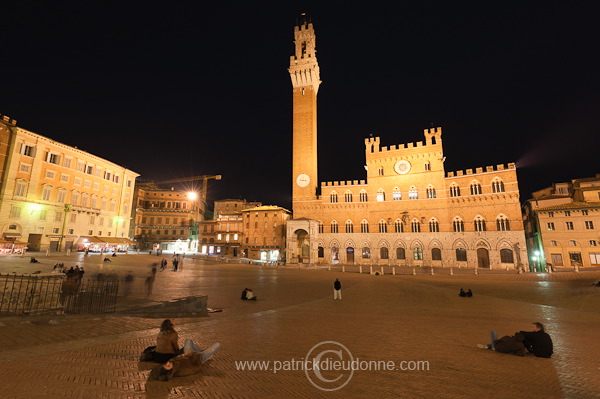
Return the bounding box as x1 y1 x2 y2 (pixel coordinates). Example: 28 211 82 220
285 20 528 270
242 205 291 262
523 175 600 269
132 183 202 252
0 114 139 252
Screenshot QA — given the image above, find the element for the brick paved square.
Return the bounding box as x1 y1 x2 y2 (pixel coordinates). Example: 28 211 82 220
0 253 599 398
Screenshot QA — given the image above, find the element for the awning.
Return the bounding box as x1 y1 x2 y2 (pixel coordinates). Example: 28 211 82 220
76 236 106 244
3 232 21 237
97 237 135 245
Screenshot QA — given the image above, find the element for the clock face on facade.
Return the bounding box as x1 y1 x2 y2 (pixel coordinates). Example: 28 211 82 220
394 160 411 175
296 173 310 187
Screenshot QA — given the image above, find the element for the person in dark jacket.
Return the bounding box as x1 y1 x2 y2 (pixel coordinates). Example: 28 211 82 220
459 288 467 297
333 279 342 300
520 322 553 358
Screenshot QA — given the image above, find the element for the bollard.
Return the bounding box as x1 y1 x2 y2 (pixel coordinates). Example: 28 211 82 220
66 249 71 256
450 268 453 275
46 249 50 256
474 267 478 275
574 264 579 273
412 267 416 275
370 266 373 275
392 267 396 275
381 266 384 275
359 265 363 274
430 267 434 275
328 265 331 271
342 266 346 273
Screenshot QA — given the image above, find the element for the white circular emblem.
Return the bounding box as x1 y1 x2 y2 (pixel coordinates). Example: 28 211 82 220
296 173 310 187
394 160 411 175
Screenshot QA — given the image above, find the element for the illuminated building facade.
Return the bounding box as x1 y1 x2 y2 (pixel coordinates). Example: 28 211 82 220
0 114 139 252
285 19 528 269
523 175 600 269
133 183 202 252
242 205 291 262
198 199 260 255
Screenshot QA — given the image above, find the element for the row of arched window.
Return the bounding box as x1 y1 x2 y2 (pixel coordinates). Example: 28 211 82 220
319 246 515 263
329 179 506 203
319 215 511 234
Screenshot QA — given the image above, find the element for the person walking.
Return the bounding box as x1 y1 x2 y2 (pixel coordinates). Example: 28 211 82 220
333 278 342 300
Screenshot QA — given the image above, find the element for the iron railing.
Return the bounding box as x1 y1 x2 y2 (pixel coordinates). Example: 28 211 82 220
0 274 118 316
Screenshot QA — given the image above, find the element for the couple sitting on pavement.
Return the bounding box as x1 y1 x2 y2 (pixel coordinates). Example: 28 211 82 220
146 319 220 381
241 288 257 301
459 288 473 297
478 322 553 358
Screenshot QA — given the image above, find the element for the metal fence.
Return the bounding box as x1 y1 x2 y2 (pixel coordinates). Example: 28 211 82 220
0 274 119 316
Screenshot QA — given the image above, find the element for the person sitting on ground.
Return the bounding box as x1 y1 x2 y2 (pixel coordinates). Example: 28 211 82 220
112 252 117 257
519 322 553 358
466 289 473 297
148 346 220 381
154 319 215 363
30 257 39 263
245 289 257 301
477 331 527 356
459 288 467 297
103 257 111 262
593 280 600 287
241 288 249 300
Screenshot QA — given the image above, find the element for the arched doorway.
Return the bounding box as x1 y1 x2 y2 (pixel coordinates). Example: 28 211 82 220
295 229 309 263
477 248 490 268
346 247 354 263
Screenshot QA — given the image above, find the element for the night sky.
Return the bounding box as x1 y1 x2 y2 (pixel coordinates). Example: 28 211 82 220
2 2 598 211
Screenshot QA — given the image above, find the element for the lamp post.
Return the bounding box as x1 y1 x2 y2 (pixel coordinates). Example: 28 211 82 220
58 204 72 252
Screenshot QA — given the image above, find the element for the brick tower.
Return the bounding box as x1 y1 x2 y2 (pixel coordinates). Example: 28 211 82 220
289 15 320 210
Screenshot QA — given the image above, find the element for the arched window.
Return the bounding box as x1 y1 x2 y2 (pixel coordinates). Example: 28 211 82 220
396 247 406 259
426 186 436 199
378 166 384 176
431 248 442 260
474 216 486 232
409 186 418 200
376 188 385 202
450 184 461 197
330 192 338 203
492 179 505 193
456 248 467 261
411 219 420 233
318 247 324 258
380 247 389 259
378 220 387 233
496 215 510 231
362 247 371 259
429 220 439 232
344 191 353 202
392 188 402 201
500 248 514 263
394 219 403 233
345 220 354 233
361 220 369 233
413 248 423 260
424 161 431 171
330 220 338 233
453 218 464 232
359 191 368 202
470 181 482 195
318 221 324 233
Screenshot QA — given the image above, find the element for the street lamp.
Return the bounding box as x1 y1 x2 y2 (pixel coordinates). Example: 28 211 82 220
58 204 72 252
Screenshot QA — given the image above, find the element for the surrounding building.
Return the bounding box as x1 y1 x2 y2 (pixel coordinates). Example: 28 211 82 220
132 182 203 252
242 205 291 262
0 114 139 252
198 199 261 256
523 175 600 270
285 19 528 269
